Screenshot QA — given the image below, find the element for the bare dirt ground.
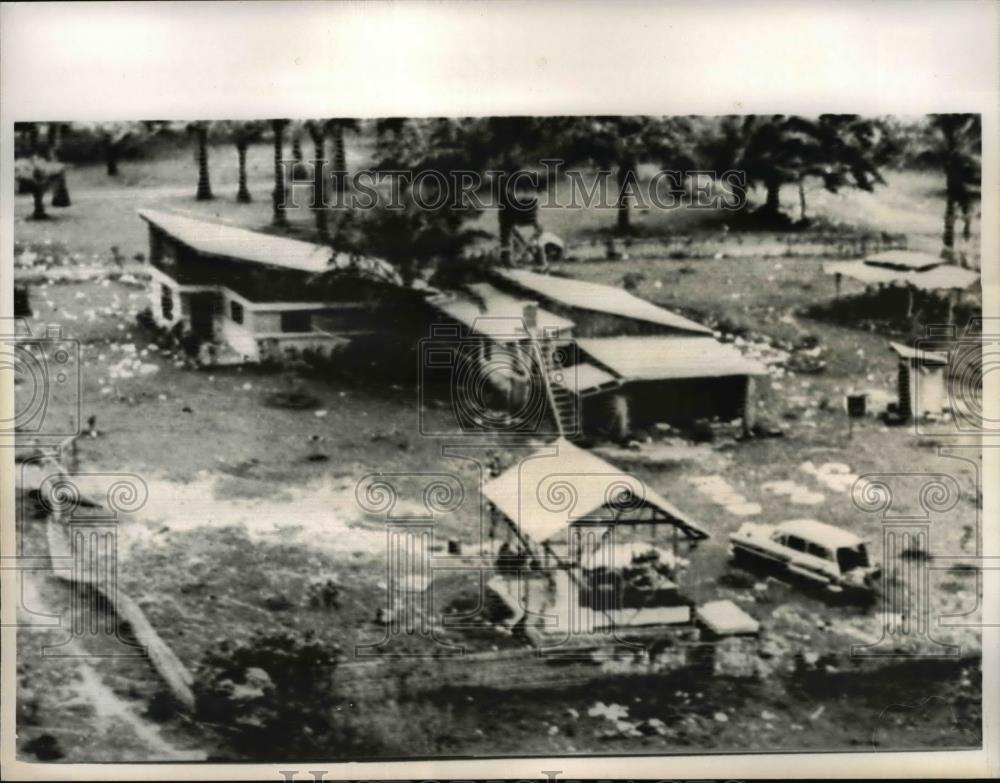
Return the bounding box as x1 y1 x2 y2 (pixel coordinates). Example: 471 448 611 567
12 157 983 760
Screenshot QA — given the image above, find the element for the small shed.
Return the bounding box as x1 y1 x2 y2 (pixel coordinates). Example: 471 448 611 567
889 341 949 419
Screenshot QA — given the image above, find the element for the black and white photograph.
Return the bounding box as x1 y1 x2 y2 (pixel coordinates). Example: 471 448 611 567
1 2 997 779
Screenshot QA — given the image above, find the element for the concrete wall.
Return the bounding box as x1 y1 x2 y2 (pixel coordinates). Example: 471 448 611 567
216 314 260 362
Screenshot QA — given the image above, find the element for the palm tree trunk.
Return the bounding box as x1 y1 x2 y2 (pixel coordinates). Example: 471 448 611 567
615 158 636 235
498 179 515 265
196 124 213 200
236 141 251 203
764 177 782 215
798 179 807 222
44 122 60 160
106 141 119 176
941 194 955 261
31 185 48 220
331 123 347 207
48 124 71 207
52 172 71 208
272 120 289 228
960 199 972 242
27 123 40 155
310 130 328 239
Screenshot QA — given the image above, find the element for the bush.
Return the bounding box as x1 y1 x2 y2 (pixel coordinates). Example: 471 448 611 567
194 631 340 759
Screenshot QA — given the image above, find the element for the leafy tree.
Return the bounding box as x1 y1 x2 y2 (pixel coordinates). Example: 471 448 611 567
700 114 887 225
81 121 142 176
453 116 555 263
345 117 490 284
920 114 981 264
559 116 696 234
15 156 66 220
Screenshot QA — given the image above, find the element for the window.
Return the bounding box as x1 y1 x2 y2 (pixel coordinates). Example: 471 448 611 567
806 542 831 560
837 545 870 573
281 311 311 333
785 535 807 553
160 286 174 321
230 300 244 325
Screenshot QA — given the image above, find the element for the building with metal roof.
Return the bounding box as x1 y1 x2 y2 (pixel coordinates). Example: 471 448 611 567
578 336 768 383
496 268 714 336
429 282 573 342
137 210 412 366
427 271 768 438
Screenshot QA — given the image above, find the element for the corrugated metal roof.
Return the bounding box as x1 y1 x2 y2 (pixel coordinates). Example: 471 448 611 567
553 362 620 393
482 439 708 543
889 341 948 365
139 209 335 273
578 336 767 381
824 259 979 291
906 264 979 291
431 283 573 340
864 249 940 271
499 269 713 335
824 259 906 286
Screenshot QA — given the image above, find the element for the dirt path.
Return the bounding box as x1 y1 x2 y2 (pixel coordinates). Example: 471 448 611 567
17 554 208 762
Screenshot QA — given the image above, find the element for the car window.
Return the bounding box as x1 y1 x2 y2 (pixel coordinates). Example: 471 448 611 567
806 542 830 560
837 545 870 572
785 535 807 552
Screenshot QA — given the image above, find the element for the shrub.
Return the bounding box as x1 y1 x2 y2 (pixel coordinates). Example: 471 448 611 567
194 631 340 759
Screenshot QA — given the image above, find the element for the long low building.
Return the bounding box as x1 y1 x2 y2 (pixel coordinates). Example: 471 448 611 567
138 209 414 365
574 335 768 435
430 269 768 437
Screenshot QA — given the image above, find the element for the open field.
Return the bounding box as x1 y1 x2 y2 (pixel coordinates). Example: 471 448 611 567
12 149 983 760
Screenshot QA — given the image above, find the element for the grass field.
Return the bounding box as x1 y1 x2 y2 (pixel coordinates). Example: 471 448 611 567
12 147 983 760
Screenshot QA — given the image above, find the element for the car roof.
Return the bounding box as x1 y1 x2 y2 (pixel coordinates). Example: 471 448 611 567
776 518 865 548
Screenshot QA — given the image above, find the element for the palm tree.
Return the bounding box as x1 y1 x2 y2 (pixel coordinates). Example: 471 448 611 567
325 118 360 207
271 119 290 228
229 121 263 203
16 156 65 220
921 114 981 265
45 123 72 207
304 120 329 238
700 115 886 226
191 121 214 200
89 121 139 177
561 116 696 234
